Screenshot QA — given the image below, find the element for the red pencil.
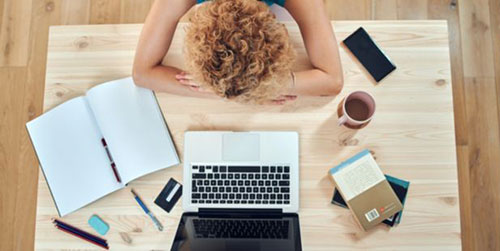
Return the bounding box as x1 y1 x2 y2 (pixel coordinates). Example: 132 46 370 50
55 225 109 250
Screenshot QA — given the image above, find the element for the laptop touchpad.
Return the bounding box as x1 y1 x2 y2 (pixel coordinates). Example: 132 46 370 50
222 133 260 161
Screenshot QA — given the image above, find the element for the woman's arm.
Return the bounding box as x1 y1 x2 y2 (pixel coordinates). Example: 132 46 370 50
132 0 217 99
284 0 344 96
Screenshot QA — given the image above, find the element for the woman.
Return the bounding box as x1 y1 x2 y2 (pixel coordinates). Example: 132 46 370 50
133 0 343 105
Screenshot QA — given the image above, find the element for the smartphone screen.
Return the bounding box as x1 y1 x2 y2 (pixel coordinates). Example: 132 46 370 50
343 27 396 82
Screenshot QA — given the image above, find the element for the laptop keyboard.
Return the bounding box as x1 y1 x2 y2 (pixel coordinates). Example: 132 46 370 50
191 165 291 205
193 218 289 239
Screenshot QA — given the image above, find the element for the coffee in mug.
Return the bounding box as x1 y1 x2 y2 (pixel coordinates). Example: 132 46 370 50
337 91 376 129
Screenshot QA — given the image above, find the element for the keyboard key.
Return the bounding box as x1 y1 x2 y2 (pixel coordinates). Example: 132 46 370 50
245 181 250 186
250 194 256 199
260 187 265 193
242 174 247 179
262 166 269 172
270 201 276 204
209 194 214 199
233 187 238 193
278 194 283 200
277 201 283 204
271 166 276 173
197 180 203 185
257 194 262 199
213 187 218 192
271 194 276 199
272 181 277 186
221 174 227 179
199 187 204 192
274 187 279 193
241 201 247 204
263 201 269 204
211 180 216 186
199 166 205 172
251 181 257 186
246 187 251 192
264 194 269 199
238 181 243 186
255 174 260 179
206 187 211 193
248 174 254 179
202 194 208 199
284 194 290 199
281 187 290 193
192 165 198 169
193 173 206 179
218 180 223 186
267 187 272 193
206 200 212 203
236 194 242 199
228 166 260 172
239 187 245 192
223 194 228 199
284 166 290 173
258 181 264 186
207 174 213 179
283 174 289 179
226 187 231 192
279 181 289 186
192 199 198 203
206 166 212 170
213 200 219 204
229 194 235 199
269 174 275 179
192 193 201 199
262 174 268 179
220 166 227 172
204 180 209 186
265 181 271 186
213 166 218 172
243 194 248 199
216 194 221 199
231 181 236 186
199 200 205 203
256 201 261 204
228 174 233 179
285 200 290 204
278 166 283 173
214 174 220 179
276 174 281 179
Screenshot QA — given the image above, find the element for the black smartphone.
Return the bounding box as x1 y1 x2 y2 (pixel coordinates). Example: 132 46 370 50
343 27 396 82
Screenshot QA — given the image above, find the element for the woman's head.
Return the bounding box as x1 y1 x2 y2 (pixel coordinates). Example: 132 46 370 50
184 0 295 104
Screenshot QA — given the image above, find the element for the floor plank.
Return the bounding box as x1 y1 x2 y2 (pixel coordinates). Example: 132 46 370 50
323 0 372 20
61 0 90 25
0 67 28 251
89 0 121 24
396 0 428 19
0 0 32 66
120 0 153 24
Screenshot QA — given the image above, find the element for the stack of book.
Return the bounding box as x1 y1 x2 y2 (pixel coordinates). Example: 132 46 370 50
329 150 409 230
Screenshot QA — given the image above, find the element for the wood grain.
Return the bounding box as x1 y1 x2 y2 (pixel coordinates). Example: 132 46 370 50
0 0 32 66
34 21 460 250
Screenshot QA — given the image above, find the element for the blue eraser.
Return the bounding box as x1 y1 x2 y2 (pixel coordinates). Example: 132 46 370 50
88 214 109 235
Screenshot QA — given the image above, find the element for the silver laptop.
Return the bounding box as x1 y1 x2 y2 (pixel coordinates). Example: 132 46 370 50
182 131 299 213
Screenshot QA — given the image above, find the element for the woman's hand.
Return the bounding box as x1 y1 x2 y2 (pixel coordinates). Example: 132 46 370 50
267 94 297 105
175 72 215 93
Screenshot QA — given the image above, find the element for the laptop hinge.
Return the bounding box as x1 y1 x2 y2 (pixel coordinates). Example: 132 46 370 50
198 208 283 218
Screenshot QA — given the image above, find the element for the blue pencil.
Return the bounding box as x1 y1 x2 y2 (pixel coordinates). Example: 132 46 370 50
131 189 163 231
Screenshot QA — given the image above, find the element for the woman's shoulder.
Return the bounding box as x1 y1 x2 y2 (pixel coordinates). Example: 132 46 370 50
197 0 285 7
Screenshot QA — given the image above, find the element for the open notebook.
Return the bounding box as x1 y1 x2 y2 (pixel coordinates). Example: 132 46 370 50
26 77 179 216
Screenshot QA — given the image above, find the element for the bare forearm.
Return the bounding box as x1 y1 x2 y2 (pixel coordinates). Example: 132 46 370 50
133 66 219 99
288 69 343 96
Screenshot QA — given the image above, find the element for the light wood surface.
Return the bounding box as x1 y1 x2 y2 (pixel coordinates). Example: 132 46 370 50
2 1 500 251
34 21 460 250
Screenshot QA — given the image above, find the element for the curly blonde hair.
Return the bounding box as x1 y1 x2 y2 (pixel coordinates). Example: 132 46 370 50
184 0 296 104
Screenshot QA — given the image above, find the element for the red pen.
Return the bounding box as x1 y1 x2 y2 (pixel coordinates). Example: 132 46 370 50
101 138 121 183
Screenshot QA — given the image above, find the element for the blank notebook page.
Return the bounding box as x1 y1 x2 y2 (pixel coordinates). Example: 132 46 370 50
26 97 123 216
86 77 179 184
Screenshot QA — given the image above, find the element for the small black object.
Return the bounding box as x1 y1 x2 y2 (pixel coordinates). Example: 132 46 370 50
155 178 182 213
343 27 396 82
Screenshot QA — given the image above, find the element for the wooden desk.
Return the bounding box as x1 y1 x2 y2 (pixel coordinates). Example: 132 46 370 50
36 21 460 250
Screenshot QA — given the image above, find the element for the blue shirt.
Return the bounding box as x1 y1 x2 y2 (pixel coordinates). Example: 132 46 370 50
197 0 285 7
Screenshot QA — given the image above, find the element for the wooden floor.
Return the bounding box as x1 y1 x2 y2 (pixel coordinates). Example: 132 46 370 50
0 0 498 250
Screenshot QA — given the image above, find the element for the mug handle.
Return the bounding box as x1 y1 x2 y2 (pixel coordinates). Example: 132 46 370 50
338 115 348 126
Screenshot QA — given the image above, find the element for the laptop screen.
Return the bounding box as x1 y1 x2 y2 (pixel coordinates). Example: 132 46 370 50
171 212 302 251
